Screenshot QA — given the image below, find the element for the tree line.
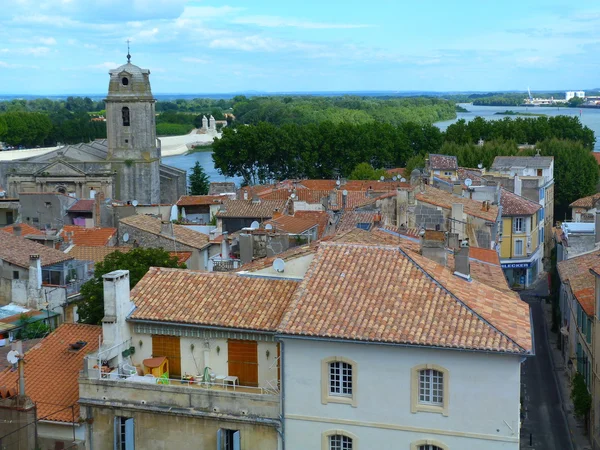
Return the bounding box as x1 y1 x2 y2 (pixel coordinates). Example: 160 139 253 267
212 116 598 218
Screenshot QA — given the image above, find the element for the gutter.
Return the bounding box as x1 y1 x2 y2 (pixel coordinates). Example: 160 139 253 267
127 317 277 336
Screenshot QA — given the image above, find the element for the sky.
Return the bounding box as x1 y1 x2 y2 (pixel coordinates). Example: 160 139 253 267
2 0 600 95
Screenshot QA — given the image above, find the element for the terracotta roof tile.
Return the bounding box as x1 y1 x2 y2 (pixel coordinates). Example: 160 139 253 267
0 231 73 268
216 199 288 219
570 193 600 209
239 243 319 272
278 243 531 354
294 211 331 239
265 215 319 235
2 223 45 236
68 199 95 212
593 153 600 166
0 324 102 422
558 250 600 316
119 215 209 249
416 185 498 222
129 268 299 331
429 154 458 170
176 195 224 207
336 211 378 233
66 246 132 263
60 225 117 247
500 189 541 216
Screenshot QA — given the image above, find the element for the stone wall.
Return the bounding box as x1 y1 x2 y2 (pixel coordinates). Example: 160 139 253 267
0 396 36 450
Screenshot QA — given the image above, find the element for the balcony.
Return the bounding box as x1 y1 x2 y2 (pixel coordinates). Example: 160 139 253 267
209 257 241 272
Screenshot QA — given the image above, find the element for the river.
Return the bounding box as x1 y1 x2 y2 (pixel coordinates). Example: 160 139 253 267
163 103 600 185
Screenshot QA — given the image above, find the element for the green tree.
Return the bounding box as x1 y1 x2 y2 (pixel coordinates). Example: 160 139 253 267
349 162 387 180
568 96 585 107
78 248 186 325
571 372 591 420
405 155 426 176
189 161 210 195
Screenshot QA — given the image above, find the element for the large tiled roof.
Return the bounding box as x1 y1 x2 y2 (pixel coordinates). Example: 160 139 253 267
265 215 318 235
336 211 378 233
216 199 288 219
60 225 117 247
429 154 458 170
66 246 132 263
294 211 331 238
129 268 299 332
416 185 499 222
0 230 73 268
119 215 210 249
278 243 531 354
68 199 95 212
176 195 224 207
570 193 600 209
557 250 600 316
239 243 318 272
500 189 541 216
491 156 553 169
0 324 101 422
1 223 45 236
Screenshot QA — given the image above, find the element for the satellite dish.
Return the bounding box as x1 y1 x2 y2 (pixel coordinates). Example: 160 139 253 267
7 350 19 365
123 233 130 243
465 178 473 187
273 258 285 273
379 176 385 181
336 180 341 186
478 163 483 169
265 224 273 230
342 190 348 196
250 221 260 230
290 193 296 199
170 204 178 221
392 176 397 181
132 200 139 207
400 178 406 182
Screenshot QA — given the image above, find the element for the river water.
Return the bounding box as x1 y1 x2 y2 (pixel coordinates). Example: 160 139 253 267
163 103 600 184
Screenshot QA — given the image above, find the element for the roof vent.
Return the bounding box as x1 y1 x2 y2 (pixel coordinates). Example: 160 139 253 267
69 341 87 351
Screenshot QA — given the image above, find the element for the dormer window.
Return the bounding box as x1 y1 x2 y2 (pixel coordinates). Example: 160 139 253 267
122 107 130 127
122 77 129 86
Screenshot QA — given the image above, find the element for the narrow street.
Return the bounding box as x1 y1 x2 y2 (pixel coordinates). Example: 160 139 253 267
520 296 573 450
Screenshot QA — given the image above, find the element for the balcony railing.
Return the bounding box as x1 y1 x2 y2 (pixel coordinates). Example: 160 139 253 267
210 258 240 272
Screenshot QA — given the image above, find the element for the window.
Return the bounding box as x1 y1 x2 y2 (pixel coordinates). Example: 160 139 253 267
321 357 357 407
411 364 449 415
419 446 443 450
122 77 129 86
513 217 523 233
537 169 543 177
538 208 544 222
114 417 134 450
515 239 524 256
122 107 130 127
217 429 240 450
356 223 371 230
419 369 443 406
329 435 352 450
410 440 448 450
330 361 352 396
12 271 19 280
540 188 545 200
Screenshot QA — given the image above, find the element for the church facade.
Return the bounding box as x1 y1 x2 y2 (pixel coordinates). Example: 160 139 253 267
0 59 186 204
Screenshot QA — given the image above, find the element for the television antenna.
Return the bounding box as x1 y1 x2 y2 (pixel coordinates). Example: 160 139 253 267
123 233 130 243
273 258 285 273
132 200 139 207
250 221 260 230
465 178 473 187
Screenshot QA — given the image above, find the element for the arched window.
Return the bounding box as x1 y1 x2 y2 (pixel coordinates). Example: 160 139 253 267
122 77 129 86
122 107 130 126
418 446 443 450
329 434 352 450
410 440 448 450
411 364 449 416
321 356 358 407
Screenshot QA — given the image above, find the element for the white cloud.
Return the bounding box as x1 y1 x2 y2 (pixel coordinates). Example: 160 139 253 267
39 37 57 45
20 47 52 56
209 35 281 52
181 57 209 64
180 6 244 20
89 61 118 70
231 15 372 29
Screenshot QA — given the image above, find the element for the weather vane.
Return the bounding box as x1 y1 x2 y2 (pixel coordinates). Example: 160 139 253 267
127 39 131 63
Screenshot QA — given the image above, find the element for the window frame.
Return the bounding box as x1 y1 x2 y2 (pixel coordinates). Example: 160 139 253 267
411 364 449 416
321 430 358 450
513 217 524 233
321 356 358 407
514 239 524 256
410 440 449 450
122 107 131 127
114 416 134 450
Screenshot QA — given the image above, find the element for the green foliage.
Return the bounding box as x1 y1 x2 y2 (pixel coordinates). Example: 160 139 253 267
78 248 186 325
189 161 210 195
568 96 585 107
349 163 387 180
571 372 592 419
156 123 194 136
16 313 50 340
405 155 426 175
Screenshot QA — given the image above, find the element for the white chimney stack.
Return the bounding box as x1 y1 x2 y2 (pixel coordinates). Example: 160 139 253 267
102 270 133 358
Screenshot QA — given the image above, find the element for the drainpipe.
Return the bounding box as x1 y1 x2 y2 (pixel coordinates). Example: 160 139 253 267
280 339 286 450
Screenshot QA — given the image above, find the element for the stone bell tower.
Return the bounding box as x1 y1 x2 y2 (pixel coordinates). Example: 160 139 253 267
105 51 160 204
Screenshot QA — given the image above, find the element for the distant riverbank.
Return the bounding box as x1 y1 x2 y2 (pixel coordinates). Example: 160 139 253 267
495 110 546 117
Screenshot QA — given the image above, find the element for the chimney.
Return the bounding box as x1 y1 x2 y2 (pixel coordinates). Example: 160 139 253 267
13 225 21 237
243 190 249 200
28 255 41 291
102 270 133 353
161 221 173 236
451 203 464 238
514 175 522 197
447 232 460 250
94 191 105 227
239 233 254 265
454 240 471 281
221 232 229 260
342 190 347 210
251 193 260 204
421 230 447 266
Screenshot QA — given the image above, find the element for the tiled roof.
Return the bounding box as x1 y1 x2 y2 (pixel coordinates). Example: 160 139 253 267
558 250 600 316
491 156 553 169
265 215 318 235
176 195 224 207
119 215 210 249
129 267 299 332
278 243 531 354
429 154 458 170
416 185 498 222
68 199 95 212
60 225 117 247
294 211 330 238
171 251 193 265
570 193 600 209
593 153 600 166
0 324 102 422
66 246 132 263
2 223 45 236
216 199 288 219
500 189 541 216
336 211 378 233
0 231 73 268
385 168 406 177
239 243 318 272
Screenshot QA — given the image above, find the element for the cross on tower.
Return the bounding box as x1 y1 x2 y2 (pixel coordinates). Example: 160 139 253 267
127 39 131 63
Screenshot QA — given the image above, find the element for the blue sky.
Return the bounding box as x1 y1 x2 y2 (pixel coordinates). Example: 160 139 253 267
1 0 600 94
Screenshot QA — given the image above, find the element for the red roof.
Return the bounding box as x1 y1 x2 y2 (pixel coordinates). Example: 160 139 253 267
2 223 45 236
593 153 600 165
68 199 95 212
176 195 223 207
60 225 117 246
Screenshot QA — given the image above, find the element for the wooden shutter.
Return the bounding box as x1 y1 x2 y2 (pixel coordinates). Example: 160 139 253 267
227 340 258 387
152 335 181 378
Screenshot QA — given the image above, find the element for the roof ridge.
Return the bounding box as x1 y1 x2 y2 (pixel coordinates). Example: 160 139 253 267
398 247 527 353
